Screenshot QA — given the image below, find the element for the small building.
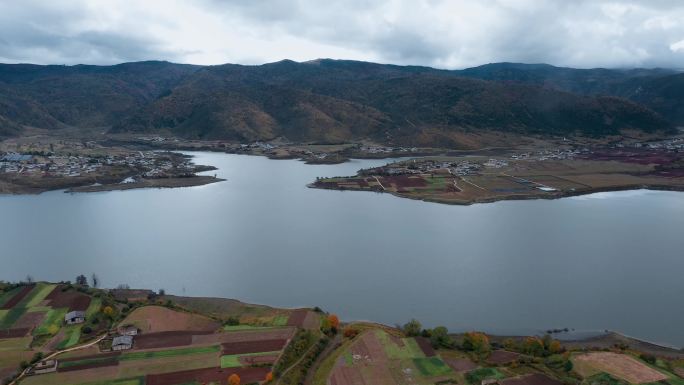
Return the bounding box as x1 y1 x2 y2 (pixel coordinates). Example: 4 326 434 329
117 325 139 336
65 310 86 325
31 359 58 375
112 335 134 351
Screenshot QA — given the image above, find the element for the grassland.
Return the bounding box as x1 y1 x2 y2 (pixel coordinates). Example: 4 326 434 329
121 345 220 361
220 351 280 368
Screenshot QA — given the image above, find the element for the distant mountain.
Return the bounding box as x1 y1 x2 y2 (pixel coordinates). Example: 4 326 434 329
455 62 683 125
0 61 199 137
0 59 677 145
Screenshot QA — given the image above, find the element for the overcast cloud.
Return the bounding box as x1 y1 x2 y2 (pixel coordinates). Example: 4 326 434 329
0 0 683 69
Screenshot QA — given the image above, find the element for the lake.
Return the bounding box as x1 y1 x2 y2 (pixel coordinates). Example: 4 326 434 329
1 152 683 348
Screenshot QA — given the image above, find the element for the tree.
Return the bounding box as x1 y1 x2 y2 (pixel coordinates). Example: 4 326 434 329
402 319 422 337
25 275 34 284
429 326 453 348
549 340 563 354
103 306 115 318
523 337 545 356
91 274 99 288
228 373 240 385
265 372 273 382
327 314 340 330
159 288 166 296
76 275 88 286
462 332 490 355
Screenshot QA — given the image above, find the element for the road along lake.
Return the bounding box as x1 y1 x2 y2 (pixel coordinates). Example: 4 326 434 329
2 151 683 347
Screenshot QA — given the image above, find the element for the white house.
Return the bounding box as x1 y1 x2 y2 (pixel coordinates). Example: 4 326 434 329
112 335 134 351
64 310 86 325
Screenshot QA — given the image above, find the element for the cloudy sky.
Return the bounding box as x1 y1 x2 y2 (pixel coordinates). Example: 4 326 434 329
1 0 683 69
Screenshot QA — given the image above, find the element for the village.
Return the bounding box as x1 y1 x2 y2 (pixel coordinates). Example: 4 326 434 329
0 150 207 179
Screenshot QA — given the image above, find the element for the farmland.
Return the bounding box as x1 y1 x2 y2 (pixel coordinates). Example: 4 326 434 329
2 284 310 385
310 144 684 205
4 282 684 385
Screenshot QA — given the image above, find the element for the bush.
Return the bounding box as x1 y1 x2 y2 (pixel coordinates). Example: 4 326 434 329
226 316 240 326
640 353 656 365
82 326 93 334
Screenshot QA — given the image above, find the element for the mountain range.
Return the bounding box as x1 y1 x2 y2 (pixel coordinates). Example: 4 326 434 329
0 59 680 146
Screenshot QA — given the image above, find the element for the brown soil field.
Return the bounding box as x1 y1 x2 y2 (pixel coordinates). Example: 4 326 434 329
45 287 91 311
443 357 477 372
488 350 521 365
415 337 435 357
330 331 397 385
13 311 46 330
133 331 209 349
0 328 30 338
145 366 270 385
20 365 120 385
501 373 563 385
121 305 220 333
1 285 35 309
287 309 319 329
573 352 668 384
192 327 295 346
221 339 287 355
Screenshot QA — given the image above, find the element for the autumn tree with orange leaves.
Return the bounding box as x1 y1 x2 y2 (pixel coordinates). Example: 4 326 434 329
265 372 274 382
228 373 240 385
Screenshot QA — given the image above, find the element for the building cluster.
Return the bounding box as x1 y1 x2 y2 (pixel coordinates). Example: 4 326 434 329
511 148 585 161
628 137 684 151
358 145 418 154
0 151 198 179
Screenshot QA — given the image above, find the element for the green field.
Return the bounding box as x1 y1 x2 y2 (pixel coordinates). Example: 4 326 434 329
220 351 280 368
34 308 68 335
121 345 220 361
60 355 116 369
413 357 453 377
272 315 289 326
57 327 81 349
376 330 425 359
24 284 56 308
0 307 27 328
465 368 505 384
0 287 21 307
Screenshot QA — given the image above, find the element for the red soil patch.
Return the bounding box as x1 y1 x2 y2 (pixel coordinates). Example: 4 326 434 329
288 310 320 330
381 175 427 188
221 339 287 355
414 337 436 357
444 357 477 372
146 366 270 385
239 354 278 366
501 374 563 385
286 309 308 327
45 287 91 311
487 350 520 365
1 285 35 309
134 331 212 349
192 328 296 346
59 352 122 363
13 311 46 330
0 328 30 338
583 150 681 166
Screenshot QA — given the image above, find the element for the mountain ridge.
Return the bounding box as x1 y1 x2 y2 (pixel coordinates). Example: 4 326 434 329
0 59 678 146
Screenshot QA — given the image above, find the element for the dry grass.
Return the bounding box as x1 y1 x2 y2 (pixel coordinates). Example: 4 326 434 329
573 352 668 384
120 306 220 333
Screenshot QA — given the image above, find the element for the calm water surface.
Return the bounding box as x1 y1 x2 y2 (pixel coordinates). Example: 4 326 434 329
2 152 683 347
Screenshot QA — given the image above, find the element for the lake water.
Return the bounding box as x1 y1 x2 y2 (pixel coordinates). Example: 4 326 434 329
2 152 684 348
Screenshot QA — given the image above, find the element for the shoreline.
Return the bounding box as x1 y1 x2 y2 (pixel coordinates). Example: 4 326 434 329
309 181 684 206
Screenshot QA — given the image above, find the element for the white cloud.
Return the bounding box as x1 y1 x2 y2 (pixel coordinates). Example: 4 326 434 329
0 0 683 69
